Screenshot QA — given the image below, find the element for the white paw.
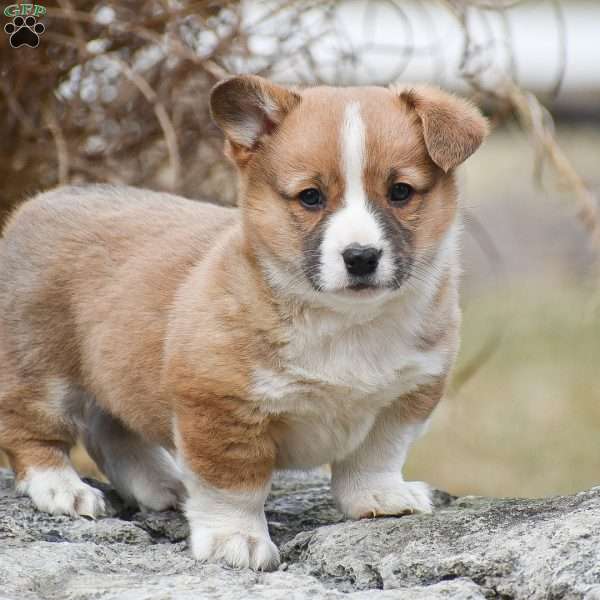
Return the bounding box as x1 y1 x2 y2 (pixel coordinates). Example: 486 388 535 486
335 478 433 519
190 526 280 571
17 467 106 518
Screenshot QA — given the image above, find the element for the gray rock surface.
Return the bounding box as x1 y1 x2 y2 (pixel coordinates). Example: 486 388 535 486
1 468 599 599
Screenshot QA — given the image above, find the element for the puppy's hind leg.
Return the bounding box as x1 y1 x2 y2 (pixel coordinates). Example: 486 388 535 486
81 406 183 511
0 377 106 518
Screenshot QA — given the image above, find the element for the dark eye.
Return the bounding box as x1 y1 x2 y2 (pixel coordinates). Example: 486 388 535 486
389 183 414 206
298 188 323 209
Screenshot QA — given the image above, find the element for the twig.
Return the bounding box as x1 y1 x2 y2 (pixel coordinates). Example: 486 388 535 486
44 105 70 185
110 57 181 191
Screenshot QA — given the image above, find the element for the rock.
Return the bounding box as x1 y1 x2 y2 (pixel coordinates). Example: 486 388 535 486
1 469 599 599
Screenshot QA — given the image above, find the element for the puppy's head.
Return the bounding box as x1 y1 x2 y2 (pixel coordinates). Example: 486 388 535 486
210 76 488 304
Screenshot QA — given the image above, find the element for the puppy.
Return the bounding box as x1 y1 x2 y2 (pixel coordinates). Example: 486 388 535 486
0 76 487 570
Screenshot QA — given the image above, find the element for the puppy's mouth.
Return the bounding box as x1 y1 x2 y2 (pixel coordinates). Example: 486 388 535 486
339 278 392 297
338 272 410 296
347 281 378 291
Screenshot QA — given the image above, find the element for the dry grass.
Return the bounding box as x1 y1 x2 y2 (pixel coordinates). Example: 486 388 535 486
404 123 600 498
408 282 600 498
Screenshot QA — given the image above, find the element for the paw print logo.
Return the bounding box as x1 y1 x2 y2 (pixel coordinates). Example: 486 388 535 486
4 15 45 48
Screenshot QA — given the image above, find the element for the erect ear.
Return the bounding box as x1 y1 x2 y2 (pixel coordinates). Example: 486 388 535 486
210 75 301 162
397 84 489 172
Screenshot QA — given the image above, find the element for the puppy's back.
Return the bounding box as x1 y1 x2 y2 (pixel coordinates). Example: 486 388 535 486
0 184 238 384
1 184 235 267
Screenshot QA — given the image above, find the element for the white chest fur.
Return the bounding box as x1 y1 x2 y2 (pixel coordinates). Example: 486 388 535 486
250 288 448 470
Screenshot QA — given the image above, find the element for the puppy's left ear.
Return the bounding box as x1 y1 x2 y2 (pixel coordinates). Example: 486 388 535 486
396 85 489 172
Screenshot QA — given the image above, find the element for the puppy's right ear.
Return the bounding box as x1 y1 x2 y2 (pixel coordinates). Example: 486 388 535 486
210 75 301 166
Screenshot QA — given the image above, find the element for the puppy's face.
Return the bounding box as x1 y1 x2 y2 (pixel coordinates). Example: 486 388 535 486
211 77 487 302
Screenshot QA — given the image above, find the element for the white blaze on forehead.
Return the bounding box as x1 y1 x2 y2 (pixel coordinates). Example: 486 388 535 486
341 101 367 206
319 101 393 292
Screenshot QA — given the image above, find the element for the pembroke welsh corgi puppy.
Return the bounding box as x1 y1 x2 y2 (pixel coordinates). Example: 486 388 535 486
0 76 487 570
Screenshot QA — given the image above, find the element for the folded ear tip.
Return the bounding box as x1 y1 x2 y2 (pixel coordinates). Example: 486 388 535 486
209 75 301 161
210 75 241 97
209 77 234 118
395 84 489 170
211 73 261 89
459 95 490 137
210 76 252 113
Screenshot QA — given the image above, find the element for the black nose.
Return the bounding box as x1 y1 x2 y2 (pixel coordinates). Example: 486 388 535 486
342 245 382 276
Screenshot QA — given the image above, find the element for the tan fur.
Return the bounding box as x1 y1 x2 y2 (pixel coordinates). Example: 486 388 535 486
0 78 486 519
397 377 449 423
398 84 489 173
176 392 276 490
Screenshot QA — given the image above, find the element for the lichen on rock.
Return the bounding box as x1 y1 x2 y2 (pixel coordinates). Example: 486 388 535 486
1 469 599 599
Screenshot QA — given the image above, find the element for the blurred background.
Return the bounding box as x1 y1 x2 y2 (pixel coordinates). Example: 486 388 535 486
1 0 599 499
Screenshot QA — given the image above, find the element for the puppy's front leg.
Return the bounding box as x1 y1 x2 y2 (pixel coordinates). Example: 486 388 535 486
331 381 445 519
175 395 279 570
